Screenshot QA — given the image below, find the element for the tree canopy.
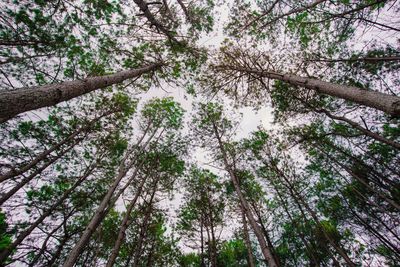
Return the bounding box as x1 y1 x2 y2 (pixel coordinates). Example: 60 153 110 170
0 0 399 266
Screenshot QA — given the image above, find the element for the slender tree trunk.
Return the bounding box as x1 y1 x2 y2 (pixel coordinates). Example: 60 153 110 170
105 174 147 267
217 65 400 116
206 188 217 267
176 0 193 24
0 137 82 206
0 63 162 122
200 216 206 267
0 110 115 183
211 122 279 267
269 162 356 267
341 194 400 257
145 237 156 267
252 203 279 265
316 144 400 211
62 165 140 267
308 56 400 63
242 212 256 267
28 209 75 267
260 0 328 28
62 124 155 267
131 183 158 267
47 233 70 267
316 108 400 149
270 181 322 266
0 163 96 263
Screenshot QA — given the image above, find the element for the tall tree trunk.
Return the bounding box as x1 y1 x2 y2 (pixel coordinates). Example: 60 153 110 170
0 110 115 183
61 124 156 267
260 0 327 28
0 162 96 263
176 0 193 24
251 203 280 265
105 174 147 267
241 212 256 267
131 181 158 267
28 209 75 267
270 181 322 266
133 0 180 44
0 63 162 122
217 65 400 116
62 164 140 267
211 122 279 267
205 188 217 267
315 144 400 211
200 216 206 267
268 162 356 267
0 137 82 206
47 233 71 267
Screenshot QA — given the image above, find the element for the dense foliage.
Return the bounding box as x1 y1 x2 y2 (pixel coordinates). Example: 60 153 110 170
0 0 399 266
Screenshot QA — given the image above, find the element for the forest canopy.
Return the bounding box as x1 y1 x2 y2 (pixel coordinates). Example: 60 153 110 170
0 0 399 266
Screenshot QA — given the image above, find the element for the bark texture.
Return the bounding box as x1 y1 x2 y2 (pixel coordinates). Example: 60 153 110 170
217 65 400 116
0 63 162 123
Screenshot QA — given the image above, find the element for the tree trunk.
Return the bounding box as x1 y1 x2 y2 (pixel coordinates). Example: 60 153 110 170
270 181 322 266
0 63 162 122
0 163 96 263
268 162 356 267
62 164 140 267
315 108 400 150
211 122 279 267
61 124 155 267
0 110 115 183
131 182 158 267
105 174 147 267
176 0 193 24
206 188 217 267
217 65 400 116
261 0 327 28
0 138 82 206
200 216 206 267
133 0 180 44
28 209 75 267
242 212 256 267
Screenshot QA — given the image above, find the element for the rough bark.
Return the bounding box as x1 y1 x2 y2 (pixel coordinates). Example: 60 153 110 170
217 65 400 116
212 122 279 267
0 63 162 122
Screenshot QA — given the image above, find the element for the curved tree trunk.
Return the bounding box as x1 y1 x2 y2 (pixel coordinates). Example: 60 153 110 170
0 63 162 122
